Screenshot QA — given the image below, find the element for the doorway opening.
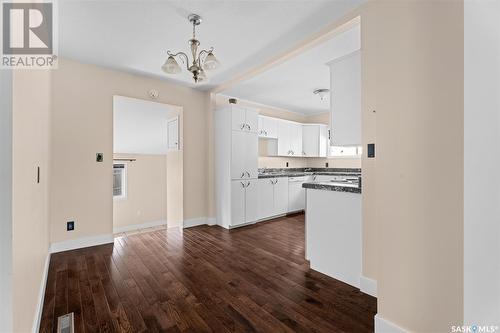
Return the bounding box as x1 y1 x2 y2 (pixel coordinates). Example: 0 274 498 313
112 95 183 235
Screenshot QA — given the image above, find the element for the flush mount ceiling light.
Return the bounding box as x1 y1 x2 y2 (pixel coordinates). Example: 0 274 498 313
313 88 330 101
161 14 220 83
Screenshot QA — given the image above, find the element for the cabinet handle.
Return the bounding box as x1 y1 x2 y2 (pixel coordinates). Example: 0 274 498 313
264 130 268 136
241 172 245 178
240 181 245 187
245 171 250 178
240 124 245 130
246 181 251 188
246 124 251 131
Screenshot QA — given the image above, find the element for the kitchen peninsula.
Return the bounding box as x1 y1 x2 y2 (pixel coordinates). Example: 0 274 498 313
303 179 362 288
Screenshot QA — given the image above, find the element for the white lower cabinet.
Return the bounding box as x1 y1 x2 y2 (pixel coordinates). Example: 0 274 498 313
257 177 289 220
258 179 275 220
245 179 259 223
288 176 310 212
231 179 259 227
274 178 289 215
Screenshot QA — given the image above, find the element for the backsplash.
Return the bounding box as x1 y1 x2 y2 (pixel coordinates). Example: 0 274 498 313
258 156 361 169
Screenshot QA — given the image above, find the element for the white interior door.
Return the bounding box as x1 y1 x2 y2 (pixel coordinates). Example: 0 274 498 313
167 116 179 151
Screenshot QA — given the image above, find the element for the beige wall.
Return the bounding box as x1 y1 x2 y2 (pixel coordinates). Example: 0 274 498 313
113 154 167 230
51 58 209 243
364 1 464 331
12 70 51 332
166 150 184 227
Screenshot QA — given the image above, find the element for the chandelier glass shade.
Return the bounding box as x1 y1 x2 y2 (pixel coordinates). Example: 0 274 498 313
161 14 220 83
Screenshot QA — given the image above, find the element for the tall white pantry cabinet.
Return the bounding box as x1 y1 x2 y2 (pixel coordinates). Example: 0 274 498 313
215 105 259 229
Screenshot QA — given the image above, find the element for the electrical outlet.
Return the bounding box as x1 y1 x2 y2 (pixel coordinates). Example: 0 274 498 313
286 162 289 167
67 221 75 231
325 162 329 168
96 153 103 162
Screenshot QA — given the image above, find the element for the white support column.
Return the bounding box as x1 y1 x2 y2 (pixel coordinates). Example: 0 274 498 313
464 0 500 327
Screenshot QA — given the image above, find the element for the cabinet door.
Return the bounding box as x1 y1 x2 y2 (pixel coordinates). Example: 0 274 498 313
245 108 259 133
290 123 303 156
244 132 258 179
231 131 246 179
258 116 265 137
277 120 291 156
274 177 289 215
263 117 278 138
288 181 301 212
245 179 259 223
231 180 246 226
231 106 247 131
318 125 328 157
302 125 319 157
258 178 274 220
330 51 361 145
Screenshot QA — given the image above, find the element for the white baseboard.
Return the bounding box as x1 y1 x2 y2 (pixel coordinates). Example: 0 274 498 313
32 251 50 333
113 219 167 233
50 233 114 254
360 275 377 297
207 217 216 226
375 314 408 333
184 217 208 228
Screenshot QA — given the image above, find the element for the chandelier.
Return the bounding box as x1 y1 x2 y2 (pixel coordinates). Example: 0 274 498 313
161 14 220 83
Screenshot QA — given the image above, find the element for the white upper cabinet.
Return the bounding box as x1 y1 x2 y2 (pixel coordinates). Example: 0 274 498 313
232 106 258 133
329 50 361 146
289 122 303 156
277 120 291 156
302 124 328 157
276 119 302 156
258 115 278 138
231 106 247 131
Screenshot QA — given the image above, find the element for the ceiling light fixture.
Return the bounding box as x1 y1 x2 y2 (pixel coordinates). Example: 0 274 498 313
313 89 330 101
161 14 220 83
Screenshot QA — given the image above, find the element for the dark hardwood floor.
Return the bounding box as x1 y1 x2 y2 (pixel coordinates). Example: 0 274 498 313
40 214 376 333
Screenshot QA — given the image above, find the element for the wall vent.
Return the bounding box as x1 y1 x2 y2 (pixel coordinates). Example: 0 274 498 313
57 313 74 333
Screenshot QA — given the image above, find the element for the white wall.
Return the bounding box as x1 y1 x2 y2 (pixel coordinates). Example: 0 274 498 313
113 96 176 155
0 69 13 333
464 0 500 326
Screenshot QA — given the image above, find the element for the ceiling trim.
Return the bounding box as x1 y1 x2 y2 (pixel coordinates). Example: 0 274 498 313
212 15 361 94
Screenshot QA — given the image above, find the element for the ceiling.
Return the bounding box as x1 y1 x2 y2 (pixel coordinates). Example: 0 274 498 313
222 24 360 115
58 0 364 90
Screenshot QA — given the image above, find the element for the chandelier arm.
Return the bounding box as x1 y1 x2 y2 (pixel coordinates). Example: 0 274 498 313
167 51 190 70
198 47 214 66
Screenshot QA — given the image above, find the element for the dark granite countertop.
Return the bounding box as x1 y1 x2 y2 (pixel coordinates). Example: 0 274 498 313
257 167 361 179
302 181 362 194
